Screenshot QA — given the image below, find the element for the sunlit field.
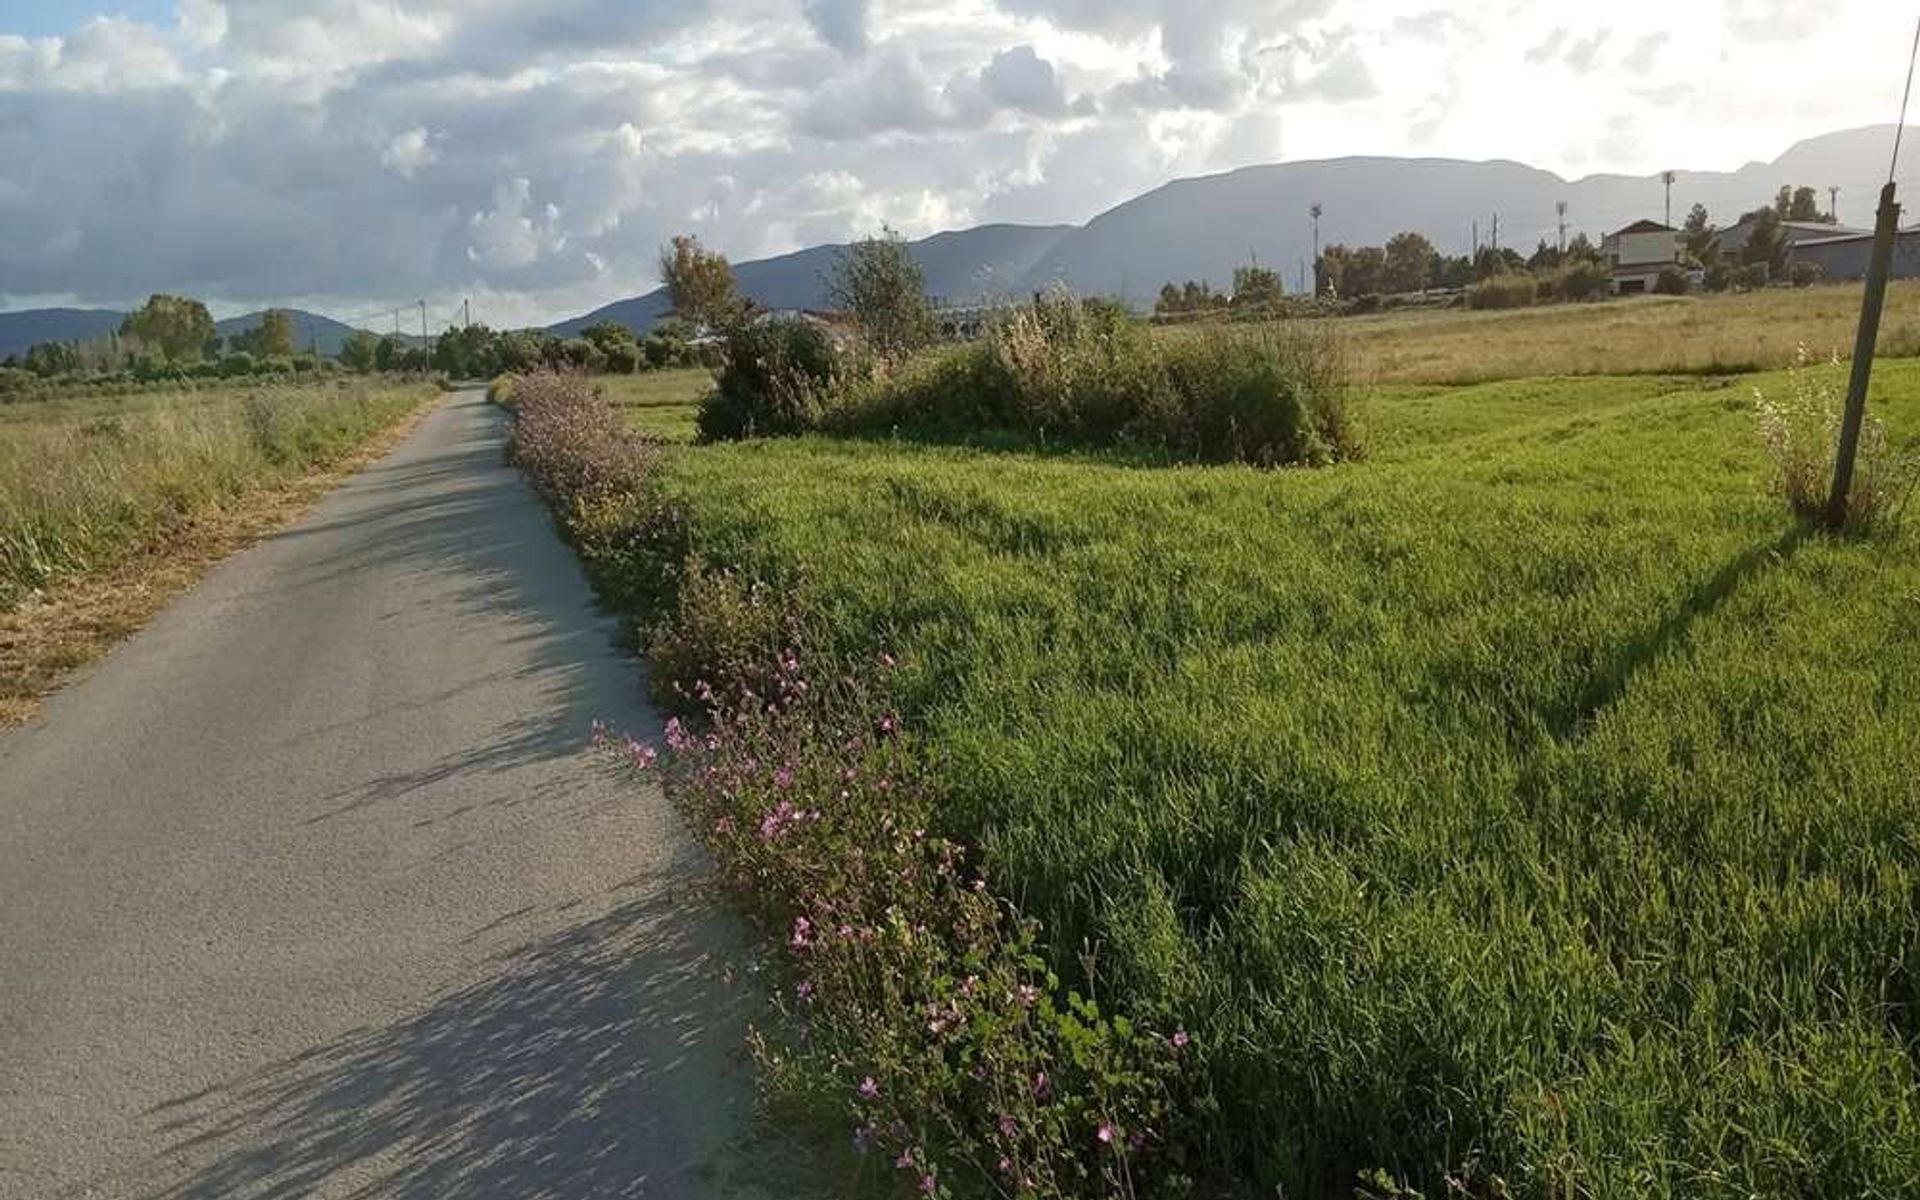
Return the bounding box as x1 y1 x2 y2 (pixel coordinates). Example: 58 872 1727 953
1161 281 1920 385
650 354 1920 1195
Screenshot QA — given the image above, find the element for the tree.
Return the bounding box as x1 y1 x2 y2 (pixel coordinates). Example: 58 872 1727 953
1315 244 1350 298
658 234 740 330
374 335 400 372
1782 185 1826 223
1682 203 1717 262
581 321 641 372
339 329 379 372
1527 238 1564 273
255 309 297 358
1343 246 1387 297
1231 265 1284 309
23 340 81 378
1739 206 1789 275
830 226 931 360
1565 233 1601 264
1383 231 1438 294
121 293 216 363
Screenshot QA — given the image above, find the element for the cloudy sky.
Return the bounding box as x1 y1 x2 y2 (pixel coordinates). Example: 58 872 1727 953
0 0 1907 326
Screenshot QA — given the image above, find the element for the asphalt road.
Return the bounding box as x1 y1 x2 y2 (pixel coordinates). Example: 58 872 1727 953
0 390 792 1199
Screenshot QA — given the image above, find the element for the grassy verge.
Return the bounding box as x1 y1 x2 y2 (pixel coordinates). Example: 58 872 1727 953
1 379 435 722
646 360 1920 1197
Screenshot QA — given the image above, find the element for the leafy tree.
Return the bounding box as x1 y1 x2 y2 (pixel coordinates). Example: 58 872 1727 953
1683 204 1717 262
582 321 641 372
1342 246 1387 296
121 293 217 362
23 340 81 377
1739 206 1789 274
1314 244 1350 298
339 329 379 372
1527 239 1564 273
1432 254 1475 289
1230 265 1284 309
1788 186 1826 222
1382 232 1438 294
374 335 400 373
830 227 932 360
254 309 298 358
1565 233 1601 264
1472 246 1524 280
659 234 740 331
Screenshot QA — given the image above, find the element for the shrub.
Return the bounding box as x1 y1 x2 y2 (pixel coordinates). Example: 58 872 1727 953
1736 262 1771 291
1754 345 1917 527
698 318 847 442
1703 263 1734 292
1563 260 1611 300
1653 265 1690 295
1789 260 1826 287
219 352 256 378
0 367 38 399
835 290 1360 467
1466 273 1536 310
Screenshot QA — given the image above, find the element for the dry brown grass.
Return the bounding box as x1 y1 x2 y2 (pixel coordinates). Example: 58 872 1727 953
1159 282 1920 386
0 391 437 727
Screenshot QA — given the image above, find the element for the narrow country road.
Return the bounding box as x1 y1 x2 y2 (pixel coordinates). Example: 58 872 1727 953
0 390 797 1199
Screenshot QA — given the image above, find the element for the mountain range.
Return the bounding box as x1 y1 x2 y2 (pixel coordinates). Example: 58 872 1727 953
0 308 412 361
3 125 1908 355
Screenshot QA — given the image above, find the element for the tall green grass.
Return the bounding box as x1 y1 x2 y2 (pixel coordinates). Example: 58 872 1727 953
0 380 426 608
657 362 1920 1196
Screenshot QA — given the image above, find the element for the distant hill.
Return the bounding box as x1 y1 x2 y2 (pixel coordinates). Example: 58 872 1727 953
549 223 1073 337
554 124 1914 328
0 306 408 361
215 309 417 358
1027 126 1913 301
0 308 126 359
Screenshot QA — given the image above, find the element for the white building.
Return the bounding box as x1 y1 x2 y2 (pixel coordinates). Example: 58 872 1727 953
1601 220 1682 294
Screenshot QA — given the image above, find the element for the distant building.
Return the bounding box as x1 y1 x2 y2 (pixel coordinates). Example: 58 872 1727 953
1601 220 1681 294
1716 215 1868 263
1788 226 1920 281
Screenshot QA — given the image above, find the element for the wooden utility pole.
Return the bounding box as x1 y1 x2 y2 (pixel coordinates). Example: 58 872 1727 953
1827 181 1901 526
1830 186 1841 222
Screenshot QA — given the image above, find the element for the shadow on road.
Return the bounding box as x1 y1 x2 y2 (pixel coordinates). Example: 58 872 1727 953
143 893 771 1200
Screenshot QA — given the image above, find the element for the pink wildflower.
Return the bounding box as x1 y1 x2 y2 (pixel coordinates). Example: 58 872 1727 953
1171 1029 1191 1049
1097 1123 1115 1145
858 1076 879 1100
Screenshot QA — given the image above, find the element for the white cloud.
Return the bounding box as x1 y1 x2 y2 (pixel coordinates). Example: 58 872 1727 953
0 0 1907 326
380 127 437 178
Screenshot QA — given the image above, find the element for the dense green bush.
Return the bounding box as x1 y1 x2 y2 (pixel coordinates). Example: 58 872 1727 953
1563 259 1612 300
1653 265 1690 295
697 318 847 442
220 352 256 378
836 292 1360 467
1467 273 1537 310
1789 260 1826 287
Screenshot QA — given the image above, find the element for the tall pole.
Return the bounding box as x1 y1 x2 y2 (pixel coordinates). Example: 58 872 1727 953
1827 181 1901 527
1309 203 1322 292
1491 212 1499 252
1830 186 1841 222
1556 201 1568 253
419 301 427 341
1662 170 1676 227
463 299 471 330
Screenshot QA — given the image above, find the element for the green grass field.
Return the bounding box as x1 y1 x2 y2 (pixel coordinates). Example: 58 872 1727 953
596 367 709 442
653 357 1920 1195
